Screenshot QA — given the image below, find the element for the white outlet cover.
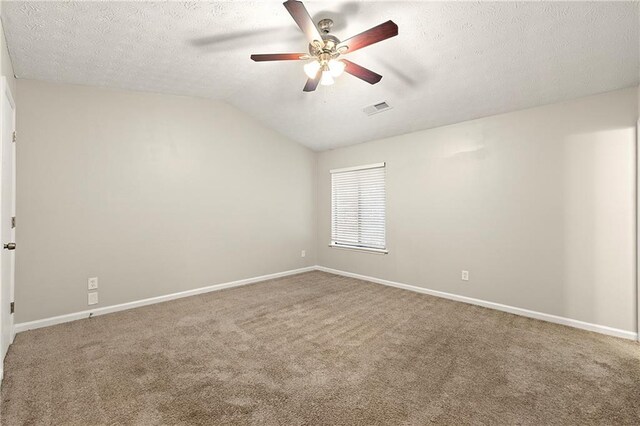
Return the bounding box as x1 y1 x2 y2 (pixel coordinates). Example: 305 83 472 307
301 250 306 258
88 292 98 305
88 277 98 290
461 270 470 281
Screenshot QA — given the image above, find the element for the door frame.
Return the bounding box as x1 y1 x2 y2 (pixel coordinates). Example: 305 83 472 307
0 76 16 365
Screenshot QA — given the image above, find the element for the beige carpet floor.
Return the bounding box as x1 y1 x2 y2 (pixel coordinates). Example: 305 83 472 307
1 271 639 425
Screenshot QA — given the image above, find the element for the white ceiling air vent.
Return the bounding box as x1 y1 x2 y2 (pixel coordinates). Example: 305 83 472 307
363 102 392 116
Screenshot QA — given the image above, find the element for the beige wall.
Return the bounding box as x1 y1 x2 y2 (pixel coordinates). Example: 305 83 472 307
12 79 639 333
317 87 638 333
15 80 316 322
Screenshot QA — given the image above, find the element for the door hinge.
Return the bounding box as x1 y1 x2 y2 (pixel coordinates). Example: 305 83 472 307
11 216 15 229
10 302 14 314
12 131 16 143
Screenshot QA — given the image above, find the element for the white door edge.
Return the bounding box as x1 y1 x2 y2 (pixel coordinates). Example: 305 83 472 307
0 76 16 356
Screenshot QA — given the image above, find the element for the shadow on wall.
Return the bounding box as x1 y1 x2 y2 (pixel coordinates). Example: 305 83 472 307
561 127 636 331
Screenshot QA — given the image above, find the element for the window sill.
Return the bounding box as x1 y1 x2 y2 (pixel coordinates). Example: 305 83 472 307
328 244 388 254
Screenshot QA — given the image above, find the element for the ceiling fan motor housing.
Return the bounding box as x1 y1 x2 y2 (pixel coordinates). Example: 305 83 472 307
308 29 341 60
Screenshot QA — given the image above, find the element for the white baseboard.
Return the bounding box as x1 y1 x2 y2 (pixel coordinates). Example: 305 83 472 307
13 264 637 341
316 266 638 341
14 266 316 334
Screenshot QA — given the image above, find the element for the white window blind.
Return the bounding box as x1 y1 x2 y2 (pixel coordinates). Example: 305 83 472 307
331 163 386 252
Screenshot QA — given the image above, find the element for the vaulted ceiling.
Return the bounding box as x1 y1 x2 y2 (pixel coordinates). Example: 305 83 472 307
2 1 639 151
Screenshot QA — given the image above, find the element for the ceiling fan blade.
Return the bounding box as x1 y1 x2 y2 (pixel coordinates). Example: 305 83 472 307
283 0 323 45
303 70 321 92
338 20 398 54
251 53 306 61
342 60 383 85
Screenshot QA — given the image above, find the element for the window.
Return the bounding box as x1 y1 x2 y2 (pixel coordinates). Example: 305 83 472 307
330 163 387 253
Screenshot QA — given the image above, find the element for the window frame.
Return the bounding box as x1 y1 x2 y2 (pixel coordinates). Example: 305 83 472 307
329 162 388 254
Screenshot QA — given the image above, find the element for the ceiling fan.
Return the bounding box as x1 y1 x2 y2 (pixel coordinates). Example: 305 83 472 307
250 0 398 92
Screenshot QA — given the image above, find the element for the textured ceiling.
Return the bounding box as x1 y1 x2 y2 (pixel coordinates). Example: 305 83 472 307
2 1 639 151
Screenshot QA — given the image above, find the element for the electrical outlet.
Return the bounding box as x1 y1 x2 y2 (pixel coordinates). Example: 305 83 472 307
88 292 99 305
461 270 469 281
301 250 306 258
88 277 98 290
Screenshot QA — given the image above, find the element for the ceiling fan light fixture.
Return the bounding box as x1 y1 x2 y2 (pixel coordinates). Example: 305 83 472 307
304 60 321 79
320 72 335 86
320 64 334 86
329 59 346 77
